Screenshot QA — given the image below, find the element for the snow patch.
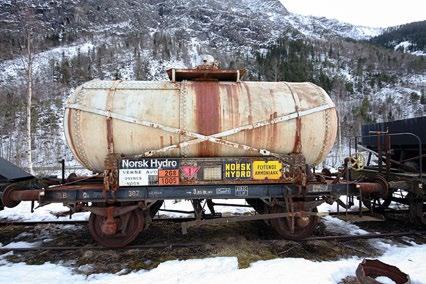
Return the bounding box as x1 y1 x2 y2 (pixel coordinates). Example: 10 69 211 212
160 199 253 217
0 42 95 85
394 41 413 52
1 241 40 249
0 244 425 283
284 14 383 41
0 201 89 222
394 41 426 56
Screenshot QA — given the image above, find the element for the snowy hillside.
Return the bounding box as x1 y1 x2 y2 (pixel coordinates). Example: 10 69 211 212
283 14 383 40
0 0 424 171
369 20 426 56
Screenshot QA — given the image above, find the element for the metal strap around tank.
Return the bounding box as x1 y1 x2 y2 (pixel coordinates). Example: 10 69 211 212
71 88 94 170
283 82 302 154
106 80 122 154
308 82 331 165
66 102 333 158
179 80 188 157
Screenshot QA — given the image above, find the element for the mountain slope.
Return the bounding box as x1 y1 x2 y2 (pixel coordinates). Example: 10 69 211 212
369 20 426 55
0 0 424 170
0 0 380 60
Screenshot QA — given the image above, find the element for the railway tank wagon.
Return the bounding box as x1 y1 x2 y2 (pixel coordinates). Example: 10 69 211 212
64 70 337 172
0 59 392 247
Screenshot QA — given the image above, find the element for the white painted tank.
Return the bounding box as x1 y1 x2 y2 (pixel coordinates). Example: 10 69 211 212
64 71 337 172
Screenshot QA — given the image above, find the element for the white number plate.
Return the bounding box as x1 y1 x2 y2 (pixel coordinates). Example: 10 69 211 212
119 169 158 186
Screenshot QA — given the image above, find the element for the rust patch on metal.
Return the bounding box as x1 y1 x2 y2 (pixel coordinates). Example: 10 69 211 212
225 84 240 128
267 111 278 150
193 82 221 156
293 117 302 153
283 82 303 154
356 259 411 284
242 83 255 148
106 118 114 154
357 182 386 195
106 81 121 154
101 207 118 235
166 67 246 82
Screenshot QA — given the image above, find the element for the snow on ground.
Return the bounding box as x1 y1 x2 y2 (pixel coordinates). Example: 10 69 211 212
318 195 362 213
394 41 426 56
0 201 425 283
1 241 41 249
284 14 383 41
0 242 425 284
411 50 426 56
0 202 89 221
394 41 413 52
161 199 253 217
0 199 252 222
322 215 369 236
1 200 425 283
0 195 369 221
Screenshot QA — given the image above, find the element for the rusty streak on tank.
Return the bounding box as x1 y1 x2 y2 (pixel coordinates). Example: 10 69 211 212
106 117 114 154
293 116 302 153
193 81 221 156
242 82 255 149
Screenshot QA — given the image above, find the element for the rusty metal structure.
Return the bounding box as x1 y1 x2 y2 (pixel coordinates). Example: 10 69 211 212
356 259 411 284
348 129 425 225
0 59 424 247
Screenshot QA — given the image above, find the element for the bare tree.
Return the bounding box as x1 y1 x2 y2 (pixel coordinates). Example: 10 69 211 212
16 8 42 175
24 27 34 175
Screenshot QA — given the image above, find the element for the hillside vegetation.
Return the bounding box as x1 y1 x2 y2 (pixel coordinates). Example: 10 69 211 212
0 0 424 169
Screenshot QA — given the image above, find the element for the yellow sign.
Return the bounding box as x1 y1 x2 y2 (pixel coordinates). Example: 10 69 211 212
252 161 282 180
225 162 251 179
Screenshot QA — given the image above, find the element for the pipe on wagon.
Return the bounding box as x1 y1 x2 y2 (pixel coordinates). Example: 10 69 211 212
356 182 386 196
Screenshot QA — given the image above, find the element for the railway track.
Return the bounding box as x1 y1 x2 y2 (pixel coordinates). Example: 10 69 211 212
0 231 424 252
1 210 423 253
0 209 397 227
0 217 198 227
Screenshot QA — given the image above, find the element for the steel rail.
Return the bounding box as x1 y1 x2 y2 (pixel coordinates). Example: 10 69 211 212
301 231 425 241
0 231 424 252
0 217 200 227
0 242 206 252
0 209 411 227
0 206 420 229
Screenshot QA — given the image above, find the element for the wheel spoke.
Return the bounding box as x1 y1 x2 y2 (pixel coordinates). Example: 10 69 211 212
270 205 318 240
88 209 144 248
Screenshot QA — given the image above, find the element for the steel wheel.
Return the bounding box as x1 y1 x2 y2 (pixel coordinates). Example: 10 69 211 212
88 209 144 248
270 205 318 240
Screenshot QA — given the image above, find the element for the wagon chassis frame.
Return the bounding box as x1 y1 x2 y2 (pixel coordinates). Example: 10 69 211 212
1 152 387 247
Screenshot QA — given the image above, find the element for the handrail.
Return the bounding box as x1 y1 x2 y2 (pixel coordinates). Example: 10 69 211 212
350 132 422 179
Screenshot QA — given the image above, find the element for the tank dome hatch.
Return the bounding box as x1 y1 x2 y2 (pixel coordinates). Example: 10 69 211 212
166 55 246 82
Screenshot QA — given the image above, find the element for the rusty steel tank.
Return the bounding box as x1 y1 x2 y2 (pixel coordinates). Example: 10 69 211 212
64 61 338 172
